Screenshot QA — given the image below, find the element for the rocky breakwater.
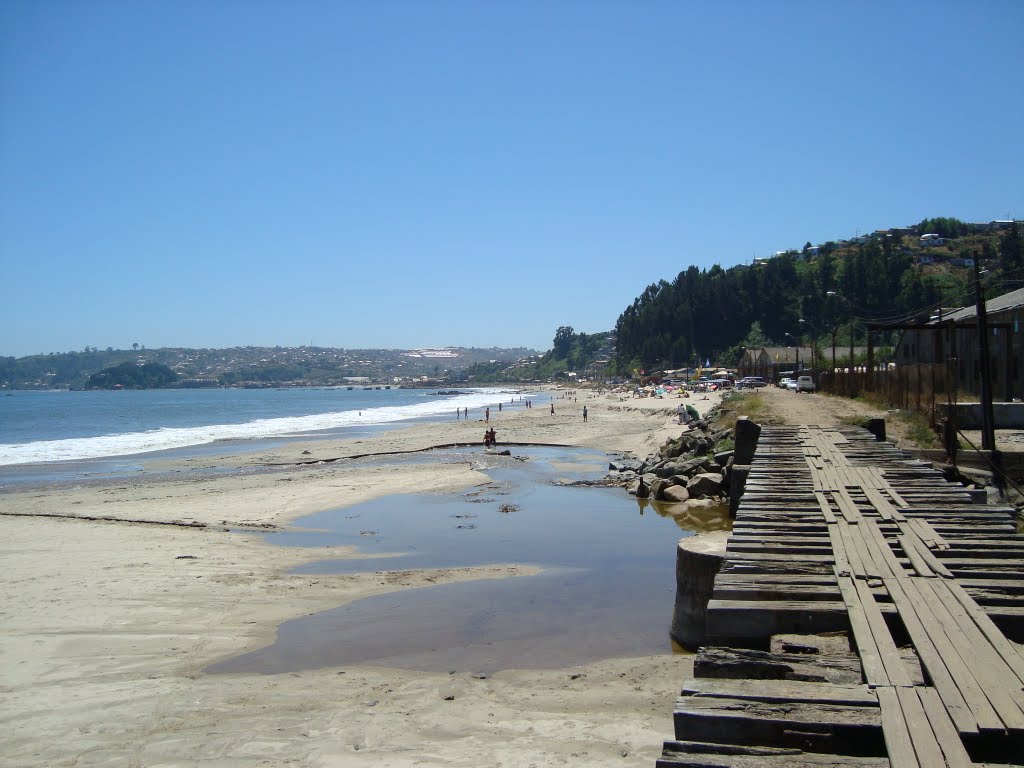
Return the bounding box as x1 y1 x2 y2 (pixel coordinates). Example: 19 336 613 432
606 413 735 507
604 405 744 649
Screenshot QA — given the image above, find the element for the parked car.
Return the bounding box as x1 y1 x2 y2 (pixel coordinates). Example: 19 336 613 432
797 375 816 393
779 377 797 390
737 376 767 389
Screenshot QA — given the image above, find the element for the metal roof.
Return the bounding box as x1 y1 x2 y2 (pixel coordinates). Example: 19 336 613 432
943 286 1024 322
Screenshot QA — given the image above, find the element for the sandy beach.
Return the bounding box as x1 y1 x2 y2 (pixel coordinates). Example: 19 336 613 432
0 387 723 767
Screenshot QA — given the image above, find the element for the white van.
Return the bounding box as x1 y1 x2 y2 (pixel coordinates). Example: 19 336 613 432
797 375 816 393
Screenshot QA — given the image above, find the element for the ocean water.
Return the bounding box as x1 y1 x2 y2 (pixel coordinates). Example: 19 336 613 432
0 386 531 467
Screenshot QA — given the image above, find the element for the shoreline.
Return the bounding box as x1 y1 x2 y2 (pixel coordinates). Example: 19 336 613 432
0 387 723 767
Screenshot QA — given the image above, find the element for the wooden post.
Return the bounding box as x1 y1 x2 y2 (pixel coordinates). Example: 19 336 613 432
670 532 728 649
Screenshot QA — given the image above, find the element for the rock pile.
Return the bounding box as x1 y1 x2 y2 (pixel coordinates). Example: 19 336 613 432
607 414 735 504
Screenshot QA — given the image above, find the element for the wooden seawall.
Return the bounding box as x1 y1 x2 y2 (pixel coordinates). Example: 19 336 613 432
658 425 1024 767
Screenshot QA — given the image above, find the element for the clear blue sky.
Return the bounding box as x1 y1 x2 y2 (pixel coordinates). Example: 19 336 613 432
2 1 1022 358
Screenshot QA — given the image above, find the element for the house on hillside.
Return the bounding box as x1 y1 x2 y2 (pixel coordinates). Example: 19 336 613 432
894 286 1024 399
889 227 917 237
920 233 949 247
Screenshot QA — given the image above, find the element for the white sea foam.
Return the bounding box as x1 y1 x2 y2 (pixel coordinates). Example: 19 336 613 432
0 389 520 466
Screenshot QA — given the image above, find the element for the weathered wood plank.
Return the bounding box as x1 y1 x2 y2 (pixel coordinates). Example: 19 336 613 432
875 687 919 768
673 695 884 753
882 576 979 735
893 686 947 768
658 740 892 767
854 576 913 687
915 687 973 768
694 646 864 685
829 523 852 578
681 678 878 706
913 578 1024 731
897 534 935 578
942 580 1024 686
896 577 1004 733
706 599 851 645
836 574 887 686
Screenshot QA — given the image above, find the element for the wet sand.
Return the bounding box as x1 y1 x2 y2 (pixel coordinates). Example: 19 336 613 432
0 387 722 767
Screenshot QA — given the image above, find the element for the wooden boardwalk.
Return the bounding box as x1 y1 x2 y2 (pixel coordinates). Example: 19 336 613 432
658 425 1024 768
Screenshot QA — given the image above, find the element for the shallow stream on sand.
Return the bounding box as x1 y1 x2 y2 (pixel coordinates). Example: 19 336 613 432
208 446 730 675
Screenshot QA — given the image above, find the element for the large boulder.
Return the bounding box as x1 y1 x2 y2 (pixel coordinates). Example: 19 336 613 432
687 472 724 499
662 485 690 503
649 478 671 500
675 457 709 477
655 462 679 479
714 450 734 466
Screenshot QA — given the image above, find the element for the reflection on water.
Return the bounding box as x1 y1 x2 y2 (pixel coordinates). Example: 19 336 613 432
208 446 731 675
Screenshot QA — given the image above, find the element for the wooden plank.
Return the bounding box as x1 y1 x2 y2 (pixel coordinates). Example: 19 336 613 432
906 519 935 550
835 487 863 524
937 581 1024 692
914 579 1024 731
916 687 973 768
673 695 884 751
876 686 919 768
861 518 907 580
657 741 892 767
847 520 880 580
863 485 899 523
836 573 888 686
854 577 912 687
897 534 935 578
694 646 864 686
681 678 878 706
815 490 838 524
897 578 1004 733
899 531 954 578
942 580 1024 688
852 522 892 581
837 520 867 579
895 686 947 768
883 576 979 735
706 599 850 644
828 522 852 578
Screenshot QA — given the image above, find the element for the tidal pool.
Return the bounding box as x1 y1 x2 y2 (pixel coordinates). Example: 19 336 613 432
208 446 730 675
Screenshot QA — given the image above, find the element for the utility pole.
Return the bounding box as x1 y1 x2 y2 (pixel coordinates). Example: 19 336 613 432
974 255 997 453
848 316 855 398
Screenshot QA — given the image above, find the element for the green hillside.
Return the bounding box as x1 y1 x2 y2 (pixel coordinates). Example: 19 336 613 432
614 218 1022 371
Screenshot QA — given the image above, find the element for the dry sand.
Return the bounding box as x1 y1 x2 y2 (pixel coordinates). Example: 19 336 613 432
0 388 723 767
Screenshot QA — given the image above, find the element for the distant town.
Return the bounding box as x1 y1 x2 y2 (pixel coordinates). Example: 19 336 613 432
0 345 540 390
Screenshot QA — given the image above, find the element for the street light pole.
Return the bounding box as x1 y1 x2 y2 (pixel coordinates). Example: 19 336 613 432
785 333 800 375
827 291 855 397
799 318 815 376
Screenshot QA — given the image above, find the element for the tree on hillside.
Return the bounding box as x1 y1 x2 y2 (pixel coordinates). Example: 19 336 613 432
1000 223 1023 275
916 217 968 239
552 326 577 358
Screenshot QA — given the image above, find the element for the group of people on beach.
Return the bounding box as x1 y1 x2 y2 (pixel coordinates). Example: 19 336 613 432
483 427 497 447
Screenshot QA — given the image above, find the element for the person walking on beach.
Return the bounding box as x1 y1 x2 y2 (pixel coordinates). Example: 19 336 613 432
582 406 588 423
464 407 468 419
498 402 502 412
485 407 490 422
550 403 555 415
